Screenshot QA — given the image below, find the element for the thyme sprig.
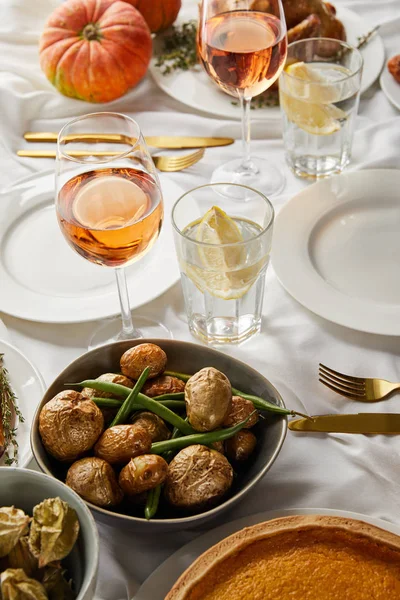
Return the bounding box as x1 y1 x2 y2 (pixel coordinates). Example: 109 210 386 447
155 20 198 74
0 353 24 465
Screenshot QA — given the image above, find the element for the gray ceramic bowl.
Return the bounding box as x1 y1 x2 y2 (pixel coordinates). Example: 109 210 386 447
0 467 99 599
31 339 287 533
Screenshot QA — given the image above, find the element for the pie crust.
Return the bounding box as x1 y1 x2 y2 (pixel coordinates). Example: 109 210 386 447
165 515 400 600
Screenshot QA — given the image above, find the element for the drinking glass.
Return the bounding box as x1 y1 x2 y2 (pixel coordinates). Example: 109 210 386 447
280 38 363 178
56 112 168 348
172 183 274 345
198 0 287 196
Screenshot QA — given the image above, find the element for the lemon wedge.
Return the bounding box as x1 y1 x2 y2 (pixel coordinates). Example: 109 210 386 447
182 206 267 301
282 61 348 135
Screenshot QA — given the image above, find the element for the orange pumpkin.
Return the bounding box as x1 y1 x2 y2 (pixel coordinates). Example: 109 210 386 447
39 0 152 103
127 0 182 33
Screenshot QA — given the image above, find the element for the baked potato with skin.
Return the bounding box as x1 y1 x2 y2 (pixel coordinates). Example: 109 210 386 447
120 344 167 380
164 445 233 511
82 373 133 399
39 391 104 462
119 455 169 496
66 457 123 507
223 396 259 429
142 375 185 398
94 424 152 465
185 368 232 432
130 412 170 442
225 430 257 462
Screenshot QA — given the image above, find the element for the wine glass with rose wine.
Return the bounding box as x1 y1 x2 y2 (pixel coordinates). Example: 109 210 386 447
56 112 168 349
198 0 287 196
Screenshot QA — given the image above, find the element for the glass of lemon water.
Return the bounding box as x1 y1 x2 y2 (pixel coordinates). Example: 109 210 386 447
280 38 363 178
172 183 274 345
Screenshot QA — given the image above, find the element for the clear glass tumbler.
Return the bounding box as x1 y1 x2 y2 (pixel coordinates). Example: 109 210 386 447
172 183 274 345
279 38 363 179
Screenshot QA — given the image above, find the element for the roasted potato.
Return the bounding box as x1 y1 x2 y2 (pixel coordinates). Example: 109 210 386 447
120 344 167 380
185 368 232 432
130 412 170 442
142 375 185 397
82 373 133 399
223 396 259 429
39 391 104 462
94 425 152 465
211 440 225 454
119 455 168 496
164 445 233 510
66 457 123 507
225 430 257 462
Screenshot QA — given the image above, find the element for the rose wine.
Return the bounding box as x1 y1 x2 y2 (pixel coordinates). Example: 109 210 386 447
57 168 163 268
198 10 287 98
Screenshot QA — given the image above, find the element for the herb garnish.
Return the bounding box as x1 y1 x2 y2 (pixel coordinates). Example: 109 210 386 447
0 354 24 465
155 21 198 75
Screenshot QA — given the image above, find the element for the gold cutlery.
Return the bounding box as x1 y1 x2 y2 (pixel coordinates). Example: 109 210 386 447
23 132 234 148
289 413 400 434
17 148 205 172
319 363 400 402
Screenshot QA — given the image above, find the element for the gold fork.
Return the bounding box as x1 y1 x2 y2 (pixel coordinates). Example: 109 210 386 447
319 363 400 402
16 148 205 172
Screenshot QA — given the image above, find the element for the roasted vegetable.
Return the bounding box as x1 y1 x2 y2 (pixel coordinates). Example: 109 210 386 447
110 367 150 427
185 368 232 432
42 564 75 600
7 536 38 577
28 497 79 569
120 344 167 380
119 454 168 496
94 424 152 465
82 373 133 399
223 396 259 428
39 391 104 462
0 507 29 558
1 568 48 600
66 457 123 508
142 375 185 398
131 412 170 443
164 445 233 510
225 430 257 462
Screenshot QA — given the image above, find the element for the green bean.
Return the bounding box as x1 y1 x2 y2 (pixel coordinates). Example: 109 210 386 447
144 485 162 520
151 413 254 455
111 368 150 426
68 380 131 398
136 393 194 435
92 398 186 411
164 371 308 419
152 392 185 401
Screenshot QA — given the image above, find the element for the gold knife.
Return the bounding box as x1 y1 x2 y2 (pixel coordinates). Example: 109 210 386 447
289 413 400 434
23 132 234 148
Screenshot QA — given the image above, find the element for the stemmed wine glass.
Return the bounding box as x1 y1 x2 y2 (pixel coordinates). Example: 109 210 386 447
198 0 287 196
56 112 168 349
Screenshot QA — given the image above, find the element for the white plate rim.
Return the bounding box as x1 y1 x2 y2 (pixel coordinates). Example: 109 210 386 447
134 506 400 600
149 6 385 121
0 339 46 468
0 169 182 324
380 65 400 111
272 168 400 336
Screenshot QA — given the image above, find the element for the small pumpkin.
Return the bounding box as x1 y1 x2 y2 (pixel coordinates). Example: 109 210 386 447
39 0 152 103
127 0 182 33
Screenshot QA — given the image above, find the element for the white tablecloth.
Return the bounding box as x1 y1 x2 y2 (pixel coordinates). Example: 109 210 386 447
1 0 400 598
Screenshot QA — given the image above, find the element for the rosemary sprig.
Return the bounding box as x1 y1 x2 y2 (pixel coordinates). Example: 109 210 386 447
155 21 198 74
356 25 380 50
0 353 24 465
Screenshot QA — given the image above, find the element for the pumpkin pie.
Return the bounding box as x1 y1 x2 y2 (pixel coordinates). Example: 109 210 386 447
165 515 400 600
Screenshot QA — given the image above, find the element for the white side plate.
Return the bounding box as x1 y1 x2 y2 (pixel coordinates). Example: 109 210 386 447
272 169 400 335
150 7 385 121
0 171 183 324
0 340 46 468
134 507 400 600
380 65 400 111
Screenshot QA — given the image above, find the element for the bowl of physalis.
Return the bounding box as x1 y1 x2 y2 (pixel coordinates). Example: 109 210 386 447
0 467 99 599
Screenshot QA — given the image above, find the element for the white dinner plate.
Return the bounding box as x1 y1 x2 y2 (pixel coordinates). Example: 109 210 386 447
0 170 183 324
0 339 46 468
134 507 400 599
272 169 400 336
150 7 385 121
380 62 400 111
